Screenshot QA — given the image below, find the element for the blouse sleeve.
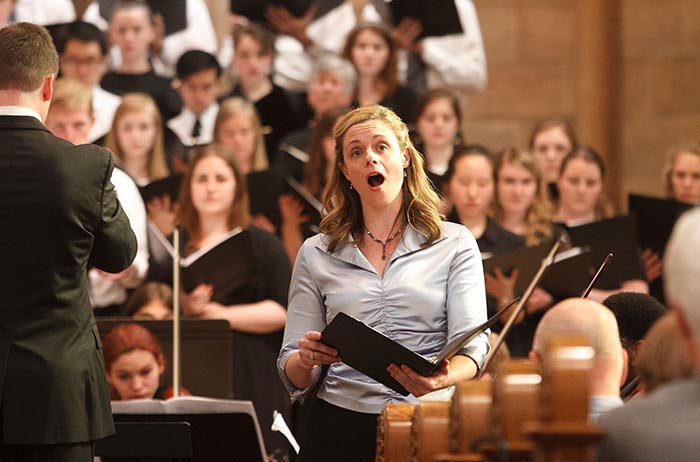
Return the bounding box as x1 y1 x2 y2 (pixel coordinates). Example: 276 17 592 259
446 226 490 370
277 240 326 401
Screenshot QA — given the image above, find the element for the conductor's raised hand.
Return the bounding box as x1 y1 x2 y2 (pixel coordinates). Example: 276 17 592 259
297 330 341 371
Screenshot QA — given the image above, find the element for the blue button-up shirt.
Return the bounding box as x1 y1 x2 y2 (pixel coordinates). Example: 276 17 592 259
278 221 490 414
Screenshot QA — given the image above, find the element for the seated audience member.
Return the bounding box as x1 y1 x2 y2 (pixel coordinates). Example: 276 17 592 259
530 298 626 422
598 208 700 462
555 147 648 302
55 21 121 143
412 88 465 194
636 312 694 395
274 54 356 181
342 22 416 123
602 292 667 392
664 143 700 205
262 0 384 93
102 323 167 400
391 0 487 94
104 93 170 186
123 282 174 320
278 106 349 265
45 79 149 317
225 22 304 162
167 50 222 147
528 117 577 200
101 0 182 120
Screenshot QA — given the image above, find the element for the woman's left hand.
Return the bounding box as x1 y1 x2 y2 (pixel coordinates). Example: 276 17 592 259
387 360 455 398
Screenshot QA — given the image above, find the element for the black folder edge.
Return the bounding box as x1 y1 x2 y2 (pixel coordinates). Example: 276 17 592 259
482 243 550 296
628 193 693 256
320 298 519 396
139 174 183 204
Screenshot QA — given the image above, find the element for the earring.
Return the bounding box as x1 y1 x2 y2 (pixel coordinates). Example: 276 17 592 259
349 183 353 190
404 169 407 178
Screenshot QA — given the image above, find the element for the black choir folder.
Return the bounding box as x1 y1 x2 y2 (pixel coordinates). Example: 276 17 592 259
628 193 693 256
321 300 517 396
388 0 463 38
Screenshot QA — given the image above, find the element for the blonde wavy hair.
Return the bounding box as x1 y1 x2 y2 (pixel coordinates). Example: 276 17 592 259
663 143 700 200
320 105 443 252
104 92 169 181
214 96 269 173
493 147 554 246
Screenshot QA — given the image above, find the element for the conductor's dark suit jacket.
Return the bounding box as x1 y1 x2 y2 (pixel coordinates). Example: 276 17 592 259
0 115 137 445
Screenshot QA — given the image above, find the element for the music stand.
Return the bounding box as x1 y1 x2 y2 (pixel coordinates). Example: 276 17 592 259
96 422 192 459
108 398 267 462
97 319 233 398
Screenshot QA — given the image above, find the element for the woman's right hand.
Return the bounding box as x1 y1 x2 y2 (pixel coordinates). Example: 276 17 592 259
485 267 518 307
297 331 341 371
182 283 214 318
147 195 177 237
279 194 308 227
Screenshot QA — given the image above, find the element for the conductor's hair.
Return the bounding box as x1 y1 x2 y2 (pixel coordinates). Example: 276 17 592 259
0 22 59 92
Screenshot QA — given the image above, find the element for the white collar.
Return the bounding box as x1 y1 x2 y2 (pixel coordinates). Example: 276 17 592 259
0 106 43 122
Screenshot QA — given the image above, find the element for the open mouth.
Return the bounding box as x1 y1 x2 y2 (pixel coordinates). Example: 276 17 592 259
367 173 385 187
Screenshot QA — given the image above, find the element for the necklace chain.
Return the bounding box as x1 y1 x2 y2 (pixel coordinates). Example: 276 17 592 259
365 226 403 260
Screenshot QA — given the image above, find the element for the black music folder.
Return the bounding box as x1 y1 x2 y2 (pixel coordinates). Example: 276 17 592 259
628 193 693 256
387 0 463 38
482 244 550 296
321 300 517 396
539 246 595 298
139 174 183 204
564 215 643 288
231 0 320 21
247 168 323 231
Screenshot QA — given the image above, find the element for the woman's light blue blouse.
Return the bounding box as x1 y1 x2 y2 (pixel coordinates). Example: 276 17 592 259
277 221 490 414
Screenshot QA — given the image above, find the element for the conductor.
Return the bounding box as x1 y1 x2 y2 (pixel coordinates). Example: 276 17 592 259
0 23 137 461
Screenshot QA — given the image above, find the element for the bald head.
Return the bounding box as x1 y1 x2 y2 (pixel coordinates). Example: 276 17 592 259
533 298 623 375
665 209 700 340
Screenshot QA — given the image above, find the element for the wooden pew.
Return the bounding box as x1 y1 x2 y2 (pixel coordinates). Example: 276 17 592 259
523 337 605 462
409 401 451 462
376 403 415 462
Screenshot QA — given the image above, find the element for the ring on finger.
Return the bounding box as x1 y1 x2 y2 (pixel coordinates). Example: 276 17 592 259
309 350 315 361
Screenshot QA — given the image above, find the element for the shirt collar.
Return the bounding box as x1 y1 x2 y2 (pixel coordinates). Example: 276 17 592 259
0 106 43 122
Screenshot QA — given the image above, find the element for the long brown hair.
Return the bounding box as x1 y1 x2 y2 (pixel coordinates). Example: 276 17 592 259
528 117 578 151
342 22 400 99
303 106 349 199
663 143 700 199
493 148 554 245
214 96 269 173
558 146 613 220
176 143 251 249
104 93 169 182
321 105 443 252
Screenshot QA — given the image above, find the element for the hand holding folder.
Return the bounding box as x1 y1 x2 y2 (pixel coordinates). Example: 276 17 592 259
320 299 518 396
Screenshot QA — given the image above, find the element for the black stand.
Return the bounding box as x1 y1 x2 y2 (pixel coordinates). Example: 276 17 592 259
96 422 192 459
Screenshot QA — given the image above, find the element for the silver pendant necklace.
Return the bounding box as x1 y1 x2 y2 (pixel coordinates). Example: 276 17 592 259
365 226 403 260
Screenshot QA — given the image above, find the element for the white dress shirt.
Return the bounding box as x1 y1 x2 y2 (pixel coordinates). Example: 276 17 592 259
89 86 121 142
89 167 149 309
167 102 218 147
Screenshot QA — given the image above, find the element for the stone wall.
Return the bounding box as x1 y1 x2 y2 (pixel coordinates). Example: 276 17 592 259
467 0 700 207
